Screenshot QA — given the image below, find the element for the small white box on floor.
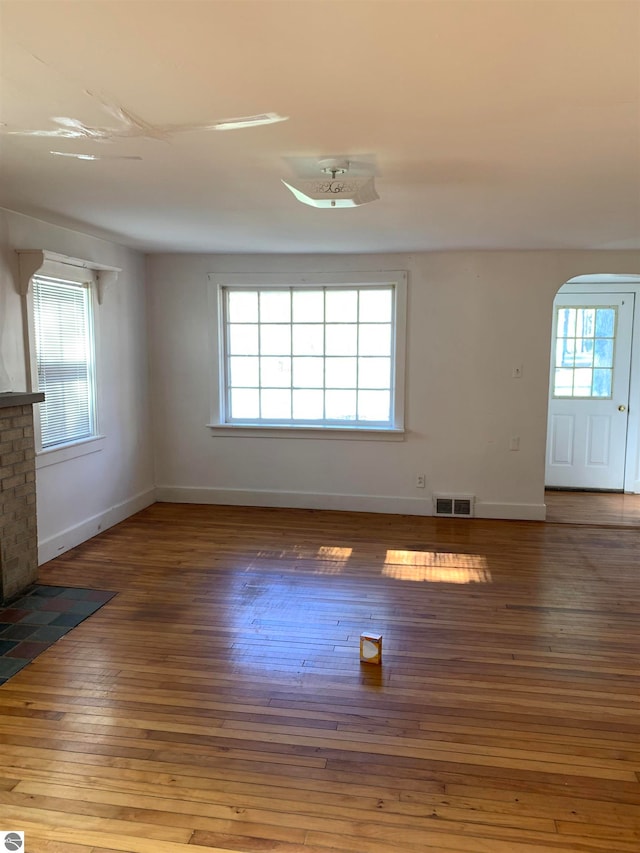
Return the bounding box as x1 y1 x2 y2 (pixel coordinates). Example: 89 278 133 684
360 632 382 664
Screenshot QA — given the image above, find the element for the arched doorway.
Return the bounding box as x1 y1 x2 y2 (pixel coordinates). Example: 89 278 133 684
545 274 640 524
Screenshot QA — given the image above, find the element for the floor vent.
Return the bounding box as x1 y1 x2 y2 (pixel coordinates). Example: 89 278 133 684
434 494 475 518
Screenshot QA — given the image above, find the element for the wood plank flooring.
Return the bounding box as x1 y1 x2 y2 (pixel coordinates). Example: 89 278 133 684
0 502 639 852
545 490 640 527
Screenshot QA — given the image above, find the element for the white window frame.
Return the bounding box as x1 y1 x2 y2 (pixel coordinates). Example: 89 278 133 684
23 258 106 468
208 271 407 440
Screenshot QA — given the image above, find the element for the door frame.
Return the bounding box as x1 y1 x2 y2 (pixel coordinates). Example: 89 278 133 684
548 275 640 494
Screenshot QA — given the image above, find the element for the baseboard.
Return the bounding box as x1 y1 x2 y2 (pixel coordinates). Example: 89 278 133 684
38 487 156 565
475 501 546 521
155 486 435 516
155 486 546 521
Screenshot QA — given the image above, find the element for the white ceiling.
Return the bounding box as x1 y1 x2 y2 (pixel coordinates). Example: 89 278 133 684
1 0 639 254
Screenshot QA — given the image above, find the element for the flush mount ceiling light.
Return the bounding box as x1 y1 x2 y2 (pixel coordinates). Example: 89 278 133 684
282 158 379 208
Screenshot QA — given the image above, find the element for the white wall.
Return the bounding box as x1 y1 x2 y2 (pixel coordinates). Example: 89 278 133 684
148 250 640 521
0 209 155 563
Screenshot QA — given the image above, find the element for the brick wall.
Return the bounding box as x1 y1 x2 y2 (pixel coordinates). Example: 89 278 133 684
0 404 38 602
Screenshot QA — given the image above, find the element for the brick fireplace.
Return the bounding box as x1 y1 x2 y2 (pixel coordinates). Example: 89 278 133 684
0 391 44 604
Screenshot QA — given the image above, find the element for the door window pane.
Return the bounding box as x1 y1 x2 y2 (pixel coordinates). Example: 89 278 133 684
594 338 613 367
593 369 613 397
595 308 615 337
552 304 616 399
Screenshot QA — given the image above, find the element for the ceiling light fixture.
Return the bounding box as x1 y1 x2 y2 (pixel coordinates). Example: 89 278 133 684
282 158 379 208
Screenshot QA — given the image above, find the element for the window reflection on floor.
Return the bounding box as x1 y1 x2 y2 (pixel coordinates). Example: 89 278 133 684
383 550 491 583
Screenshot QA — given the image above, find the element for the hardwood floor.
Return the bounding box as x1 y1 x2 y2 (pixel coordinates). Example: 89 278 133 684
1 502 639 852
545 490 640 527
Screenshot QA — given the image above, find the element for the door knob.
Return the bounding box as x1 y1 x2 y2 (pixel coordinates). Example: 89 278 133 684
618 405 627 412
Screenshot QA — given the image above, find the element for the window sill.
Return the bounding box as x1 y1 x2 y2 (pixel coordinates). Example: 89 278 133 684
207 424 405 441
36 435 106 469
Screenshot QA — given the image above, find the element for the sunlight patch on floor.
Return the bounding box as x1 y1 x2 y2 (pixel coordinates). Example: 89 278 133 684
382 549 491 583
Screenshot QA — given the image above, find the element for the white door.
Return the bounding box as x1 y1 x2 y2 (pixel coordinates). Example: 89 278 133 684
546 293 634 489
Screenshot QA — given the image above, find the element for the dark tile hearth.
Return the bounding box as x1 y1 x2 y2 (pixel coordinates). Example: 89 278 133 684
0 584 115 684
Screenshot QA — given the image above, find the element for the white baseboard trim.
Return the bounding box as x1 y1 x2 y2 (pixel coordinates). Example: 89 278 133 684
155 486 546 521
475 501 546 521
38 487 156 565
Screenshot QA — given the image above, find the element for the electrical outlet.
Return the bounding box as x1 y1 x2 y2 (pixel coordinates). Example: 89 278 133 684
509 436 520 451
512 365 523 378
416 473 426 489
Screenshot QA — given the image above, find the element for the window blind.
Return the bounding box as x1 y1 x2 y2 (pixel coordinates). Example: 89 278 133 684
32 276 95 448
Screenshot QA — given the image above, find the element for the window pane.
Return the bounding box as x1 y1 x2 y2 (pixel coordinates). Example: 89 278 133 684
293 389 324 419
293 290 324 322
292 357 324 388
230 388 259 419
326 324 357 355
593 369 612 397
229 356 259 387
553 368 574 396
575 338 594 367
595 308 615 337
556 338 575 368
359 289 392 322
326 290 358 322
261 389 291 419
261 324 291 355
594 338 614 367
358 390 390 421
228 291 258 323
325 357 357 388
359 357 390 389
261 357 291 387
229 324 259 355
260 291 290 322
573 368 593 396
325 390 356 420
359 324 391 356
576 308 595 337
557 308 576 338
292 324 324 355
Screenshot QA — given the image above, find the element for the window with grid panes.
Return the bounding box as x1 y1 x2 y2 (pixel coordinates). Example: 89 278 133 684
213 273 406 431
